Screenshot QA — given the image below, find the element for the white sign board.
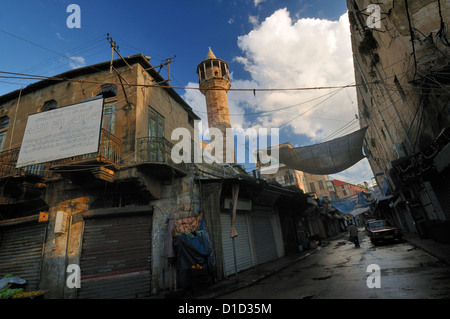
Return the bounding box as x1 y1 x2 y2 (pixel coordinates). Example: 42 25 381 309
16 98 104 168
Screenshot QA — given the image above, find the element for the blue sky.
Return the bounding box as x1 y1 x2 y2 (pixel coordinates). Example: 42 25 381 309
0 0 374 186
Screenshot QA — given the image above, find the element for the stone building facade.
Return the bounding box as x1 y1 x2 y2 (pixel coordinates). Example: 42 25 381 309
0 50 318 298
347 0 450 241
0 54 202 298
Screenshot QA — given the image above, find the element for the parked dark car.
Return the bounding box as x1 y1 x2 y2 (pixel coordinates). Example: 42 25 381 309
365 219 403 245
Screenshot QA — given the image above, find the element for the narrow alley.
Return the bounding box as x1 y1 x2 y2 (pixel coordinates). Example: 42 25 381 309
216 230 450 299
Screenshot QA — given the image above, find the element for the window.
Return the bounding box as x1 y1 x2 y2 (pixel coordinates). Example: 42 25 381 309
318 180 324 190
148 106 165 138
102 102 116 135
39 100 57 112
343 190 347 196
96 85 117 99
0 116 9 152
148 106 165 162
0 116 9 130
309 182 316 193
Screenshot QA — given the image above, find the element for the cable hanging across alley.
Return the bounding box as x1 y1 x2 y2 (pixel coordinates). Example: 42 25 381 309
0 70 364 93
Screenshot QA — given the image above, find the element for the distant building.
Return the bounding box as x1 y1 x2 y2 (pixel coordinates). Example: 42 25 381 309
332 179 368 199
256 142 334 200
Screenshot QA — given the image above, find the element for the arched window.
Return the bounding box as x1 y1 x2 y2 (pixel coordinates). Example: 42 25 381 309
39 100 58 112
96 85 117 99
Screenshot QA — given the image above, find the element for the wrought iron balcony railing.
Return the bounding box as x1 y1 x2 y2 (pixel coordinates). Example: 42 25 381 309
0 148 47 180
51 129 121 171
136 137 187 176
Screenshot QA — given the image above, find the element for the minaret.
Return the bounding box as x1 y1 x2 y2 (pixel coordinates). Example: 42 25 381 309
197 47 234 163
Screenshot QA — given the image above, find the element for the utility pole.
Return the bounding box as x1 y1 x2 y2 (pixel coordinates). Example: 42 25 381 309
106 34 131 105
165 56 176 86
146 56 176 86
107 33 133 73
107 33 115 75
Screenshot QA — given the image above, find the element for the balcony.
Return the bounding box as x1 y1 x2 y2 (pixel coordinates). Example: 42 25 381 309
0 148 48 180
50 129 121 182
0 148 48 202
136 137 188 178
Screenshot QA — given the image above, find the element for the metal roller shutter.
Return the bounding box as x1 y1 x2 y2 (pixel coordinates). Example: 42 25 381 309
220 212 254 277
78 214 152 299
250 212 277 265
0 222 46 291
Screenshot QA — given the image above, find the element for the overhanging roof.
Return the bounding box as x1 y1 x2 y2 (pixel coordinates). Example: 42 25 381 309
0 53 200 120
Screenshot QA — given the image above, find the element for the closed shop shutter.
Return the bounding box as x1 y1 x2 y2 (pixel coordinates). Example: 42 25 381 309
278 214 298 255
78 214 152 299
220 212 254 277
250 212 277 265
0 222 46 290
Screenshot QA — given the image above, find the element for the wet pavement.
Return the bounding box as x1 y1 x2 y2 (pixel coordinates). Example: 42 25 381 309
188 229 450 299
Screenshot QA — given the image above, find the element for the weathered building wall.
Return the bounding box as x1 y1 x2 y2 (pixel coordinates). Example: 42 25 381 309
0 55 202 298
347 0 450 237
348 0 450 183
0 65 139 154
149 170 201 293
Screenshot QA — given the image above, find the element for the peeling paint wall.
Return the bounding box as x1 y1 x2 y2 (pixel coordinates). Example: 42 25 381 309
149 170 201 293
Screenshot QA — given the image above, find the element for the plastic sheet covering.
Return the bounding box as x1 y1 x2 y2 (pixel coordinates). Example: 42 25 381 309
174 217 216 287
278 127 368 175
330 198 357 213
0 277 26 289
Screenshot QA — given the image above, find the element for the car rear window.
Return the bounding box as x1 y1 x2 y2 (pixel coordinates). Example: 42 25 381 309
369 221 390 229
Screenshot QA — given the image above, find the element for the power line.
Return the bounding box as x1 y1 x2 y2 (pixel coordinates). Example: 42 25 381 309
0 70 380 94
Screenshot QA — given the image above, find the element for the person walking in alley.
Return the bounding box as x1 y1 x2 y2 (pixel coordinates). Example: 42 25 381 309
348 222 360 248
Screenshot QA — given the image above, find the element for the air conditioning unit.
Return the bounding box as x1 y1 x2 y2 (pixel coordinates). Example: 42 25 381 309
54 211 68 234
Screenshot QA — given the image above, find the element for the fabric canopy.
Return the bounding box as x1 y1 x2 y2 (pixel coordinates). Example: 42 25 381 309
278 127 368 175
350 206 371 216
330 198 357 213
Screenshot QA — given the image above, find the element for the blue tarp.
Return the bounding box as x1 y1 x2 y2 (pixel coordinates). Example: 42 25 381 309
330 198 357 213
331 191 374 213
174 217 216 288
358 192 373 207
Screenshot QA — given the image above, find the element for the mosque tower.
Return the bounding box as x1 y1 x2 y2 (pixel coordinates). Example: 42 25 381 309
196 47 234 163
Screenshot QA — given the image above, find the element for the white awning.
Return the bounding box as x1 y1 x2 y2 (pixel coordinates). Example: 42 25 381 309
350 206 370 216
278 127 368 175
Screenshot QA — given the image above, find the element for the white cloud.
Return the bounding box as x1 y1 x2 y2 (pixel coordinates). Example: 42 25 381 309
56 32 66 41
67 55 85 69
329 158 373 186
234 8 357 142
248 15 259 28
254 0 265 7
184 8 373 183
